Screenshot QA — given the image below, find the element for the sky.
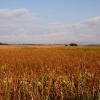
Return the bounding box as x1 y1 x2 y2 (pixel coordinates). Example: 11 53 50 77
0 0 100 44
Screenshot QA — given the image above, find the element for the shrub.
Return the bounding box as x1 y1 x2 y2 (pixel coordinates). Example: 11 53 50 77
0 42 3 45
69 43 78 46
65 44 68 46
0 42 8 45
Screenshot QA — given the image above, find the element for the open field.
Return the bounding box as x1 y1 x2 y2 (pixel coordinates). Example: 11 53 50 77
0 45 100 100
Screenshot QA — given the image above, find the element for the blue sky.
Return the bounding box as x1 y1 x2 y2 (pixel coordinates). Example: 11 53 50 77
0 0 100 44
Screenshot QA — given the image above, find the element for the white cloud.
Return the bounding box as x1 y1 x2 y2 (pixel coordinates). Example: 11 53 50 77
0 8 28 17
0 8 100 44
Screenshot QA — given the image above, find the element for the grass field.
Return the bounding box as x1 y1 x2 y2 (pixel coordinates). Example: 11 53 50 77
0 45 100 100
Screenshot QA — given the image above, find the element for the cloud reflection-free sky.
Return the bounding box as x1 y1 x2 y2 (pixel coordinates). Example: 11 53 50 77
0 0 100 44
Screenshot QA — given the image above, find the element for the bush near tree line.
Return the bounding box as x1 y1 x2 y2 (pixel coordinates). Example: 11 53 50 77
65 43 78 46
0 42 8 45
69 43 78 46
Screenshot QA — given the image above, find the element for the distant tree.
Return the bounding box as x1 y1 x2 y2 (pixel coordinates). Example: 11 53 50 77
69 43 78 46
0 42 3 45
0 42 8 45
65 44 68 46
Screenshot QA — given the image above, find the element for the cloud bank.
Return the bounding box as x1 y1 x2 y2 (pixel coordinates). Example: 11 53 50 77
0 8 100 44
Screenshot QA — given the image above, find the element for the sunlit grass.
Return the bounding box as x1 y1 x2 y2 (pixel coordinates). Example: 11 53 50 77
0 45 100 100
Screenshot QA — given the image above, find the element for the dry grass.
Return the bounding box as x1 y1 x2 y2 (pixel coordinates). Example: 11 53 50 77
0 45 100 100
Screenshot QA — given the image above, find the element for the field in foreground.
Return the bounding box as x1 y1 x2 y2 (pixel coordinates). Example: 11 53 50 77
0 45 100 100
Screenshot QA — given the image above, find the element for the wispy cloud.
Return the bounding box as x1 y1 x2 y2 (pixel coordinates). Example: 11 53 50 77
0 8 100 44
